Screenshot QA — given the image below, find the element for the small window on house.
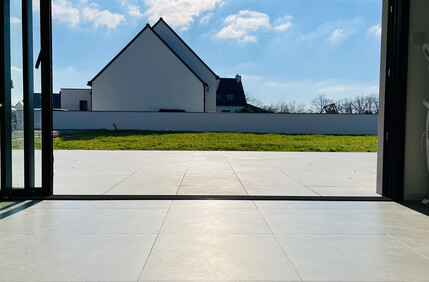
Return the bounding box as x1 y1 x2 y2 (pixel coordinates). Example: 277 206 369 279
79 100 88 111
217 94 221 100
226 94 234 101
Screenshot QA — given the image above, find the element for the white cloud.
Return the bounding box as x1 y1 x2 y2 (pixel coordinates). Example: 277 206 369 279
216 10 271 43
368 24 382 37
33 0 40 12
52 0 80 27
143 0 223 30
11 66 22 72
199 13 213 25
274 15 293 32
300 16 363 44
127 4 143 18
52 0 126 29
329 29 345 43
10 16 21 25
82 7 126 29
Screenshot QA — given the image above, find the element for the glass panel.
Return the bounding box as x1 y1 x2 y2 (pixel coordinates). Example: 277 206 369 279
10 0 24 188
33 0 41 187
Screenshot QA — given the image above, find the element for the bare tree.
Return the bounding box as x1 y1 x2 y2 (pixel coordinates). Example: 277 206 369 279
277 101 307 113
367 94 379 114
245 92 265 108
311 94 333 113
336 98 354 114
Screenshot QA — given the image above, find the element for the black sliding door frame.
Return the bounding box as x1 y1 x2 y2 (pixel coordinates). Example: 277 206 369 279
1 0 13 192
1 0 410 201
0 0 53 198
382 0 410 201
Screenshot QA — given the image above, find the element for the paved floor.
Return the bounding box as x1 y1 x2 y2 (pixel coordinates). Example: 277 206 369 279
54 151 378 196
0 200 428 281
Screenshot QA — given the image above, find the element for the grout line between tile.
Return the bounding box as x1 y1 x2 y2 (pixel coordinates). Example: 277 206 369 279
255 204 304 282
175 151 195 196
224 153 249 196
277 167 322 196
137 200 174 281
388 234 429 261
101 157 159 195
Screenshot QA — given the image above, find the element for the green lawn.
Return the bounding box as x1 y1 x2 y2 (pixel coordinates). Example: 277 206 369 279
37 130 379 152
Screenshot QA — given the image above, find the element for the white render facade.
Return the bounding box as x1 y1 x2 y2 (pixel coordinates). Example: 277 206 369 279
88 20 217 113
152 19 219 112
60 88 92 111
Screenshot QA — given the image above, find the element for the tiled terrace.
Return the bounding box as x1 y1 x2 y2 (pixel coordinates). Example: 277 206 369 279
54 150 378 196
0 200 428 281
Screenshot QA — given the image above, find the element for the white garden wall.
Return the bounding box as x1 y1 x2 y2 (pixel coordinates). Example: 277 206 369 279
54 111 378 135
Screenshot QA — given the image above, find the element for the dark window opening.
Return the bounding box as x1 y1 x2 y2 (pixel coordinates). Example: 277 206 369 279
79 100 88 111
216 94 221 100
226 94 234 101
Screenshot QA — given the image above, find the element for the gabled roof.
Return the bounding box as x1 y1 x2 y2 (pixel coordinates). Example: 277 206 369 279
216 78 247 107
152 18 219 79
87 24 207 87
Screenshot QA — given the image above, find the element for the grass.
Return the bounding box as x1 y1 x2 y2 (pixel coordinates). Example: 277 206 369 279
22 130 380 152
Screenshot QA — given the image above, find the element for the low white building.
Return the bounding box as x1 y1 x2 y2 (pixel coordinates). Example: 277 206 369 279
60 88 91 111
87 19 219 113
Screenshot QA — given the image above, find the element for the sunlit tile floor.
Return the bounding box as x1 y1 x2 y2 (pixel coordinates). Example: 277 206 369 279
54 151 379 196
0 200 428 281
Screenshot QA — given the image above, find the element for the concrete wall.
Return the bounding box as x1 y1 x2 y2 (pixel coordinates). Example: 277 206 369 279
60 88 91 111
91 27 205 112
403 0 429 200
53 111 378 135
153 20 218 112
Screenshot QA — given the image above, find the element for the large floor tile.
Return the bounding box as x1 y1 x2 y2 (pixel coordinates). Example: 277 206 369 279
177 175 247 195
0 233 38 260
54 151 377 196
277 234 429 281
0 208 72 234
391 230 429 259
259 208 387 234
309 186 379 196
161 208 271 234
139 234 301 281
170 200 256 209
49 208 168 234
0 233 156 281
32 200 172 209
255 200 393 210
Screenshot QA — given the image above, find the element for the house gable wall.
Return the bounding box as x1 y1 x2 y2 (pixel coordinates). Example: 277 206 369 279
91 27 204 112
153 20 217 112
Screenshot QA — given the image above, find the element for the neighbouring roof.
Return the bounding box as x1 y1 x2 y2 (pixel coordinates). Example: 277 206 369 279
152 18 219 79
216 78 247 107
244 103 270 113
34 93 61 109
87 23 207 87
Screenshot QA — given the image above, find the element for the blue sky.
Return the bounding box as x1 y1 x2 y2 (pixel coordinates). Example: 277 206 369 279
10 0 382 106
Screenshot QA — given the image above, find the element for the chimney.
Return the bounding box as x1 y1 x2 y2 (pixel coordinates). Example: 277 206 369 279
235 74 241 83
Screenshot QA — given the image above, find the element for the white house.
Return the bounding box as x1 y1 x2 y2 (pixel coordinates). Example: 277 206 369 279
152 18 219 112
87 20 218 113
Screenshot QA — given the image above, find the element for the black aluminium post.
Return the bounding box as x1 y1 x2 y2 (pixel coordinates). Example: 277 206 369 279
1 0 12 192
40 0 53 195
23 0 35 189
382 0 410 201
